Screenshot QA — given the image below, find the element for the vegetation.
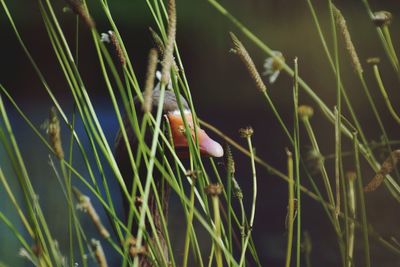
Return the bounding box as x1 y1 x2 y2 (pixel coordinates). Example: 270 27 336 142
0 0 399 266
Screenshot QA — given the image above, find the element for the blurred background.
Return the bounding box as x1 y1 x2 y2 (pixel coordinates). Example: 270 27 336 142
1 0 400 266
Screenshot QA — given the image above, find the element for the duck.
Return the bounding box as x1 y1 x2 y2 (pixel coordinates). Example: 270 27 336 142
115 88 223 266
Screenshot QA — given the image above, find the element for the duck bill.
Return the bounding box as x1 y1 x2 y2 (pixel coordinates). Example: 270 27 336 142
167 112 224 158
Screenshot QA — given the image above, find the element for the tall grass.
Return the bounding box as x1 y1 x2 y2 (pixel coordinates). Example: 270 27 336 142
0 0 400 266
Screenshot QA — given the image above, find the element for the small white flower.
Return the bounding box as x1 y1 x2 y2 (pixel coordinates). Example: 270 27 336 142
263 50 285 84
100 30 114 43
19 248 37 265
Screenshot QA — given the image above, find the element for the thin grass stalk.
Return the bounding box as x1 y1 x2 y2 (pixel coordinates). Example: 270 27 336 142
292 58 301 267
285 149 295 267
165 122 205 267
230 33 293 144
1 3 122 215
334 108 341 218
300 114 336 214
373 64 400 125
48 160 88 267
361 0 400 77
207 0 400 204
65 112 87 266
213 195 223 267
205 184 223 267
0 89 130 243
0 168 33 237
0 211 34 258
306 0 369 151
133 86 167 267
182 178 196 267
98 1 143 96
201 116 356 243
334 4 400 197
0 95 59 266
40 1 127 243
150 158 239 266
210 160 233 250
329 1 342 219
353 133 371 267
238 130 257 267
225 145 235 264
381 25 399 73
347 172 357 267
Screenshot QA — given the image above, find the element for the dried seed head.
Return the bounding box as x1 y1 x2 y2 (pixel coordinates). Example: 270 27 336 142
143 49 159 113
48 107 64 160
372 11 393 27
332 4 363 75
205 183 223 196
232 178 243 200
64 0 95 29
230 32 267 92
239 126 254 138
365 150 400 192
366 57 380 65
91 239 108 267
225 144 235 174
110 32 126 66
74 187 110 238
102 31 126 66
127 237 147 257
185 169 200 182
149 27 165 57
297 105 314 119
161 0 177 86
305 149 325 174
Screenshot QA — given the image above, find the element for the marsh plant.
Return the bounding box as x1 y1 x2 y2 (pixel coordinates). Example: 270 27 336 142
0 0 400 266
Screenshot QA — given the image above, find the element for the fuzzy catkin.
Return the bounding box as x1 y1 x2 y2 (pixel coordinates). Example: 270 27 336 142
109 31 126 66
161 0 177 86
143 49 158 113
332 5 363 75
64 0 95 28
365 150 400 192
91 239 108 267
48 107 64 160
230 32 267 93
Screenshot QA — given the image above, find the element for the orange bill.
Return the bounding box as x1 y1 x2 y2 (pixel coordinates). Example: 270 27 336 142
166 111 224 158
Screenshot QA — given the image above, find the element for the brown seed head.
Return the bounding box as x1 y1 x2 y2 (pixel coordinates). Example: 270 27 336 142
239 127 254 138
91 239 108 267
230 32 267 92
366 57 381 65
225 144 235 174
143 49 159 113
74 187 110 238
372 11 393 27
298 105 314 119
205 183 223 196
332 4 363 75
64 0 95 29
161 0 177 85
48 107 64 160
108 31 126 66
